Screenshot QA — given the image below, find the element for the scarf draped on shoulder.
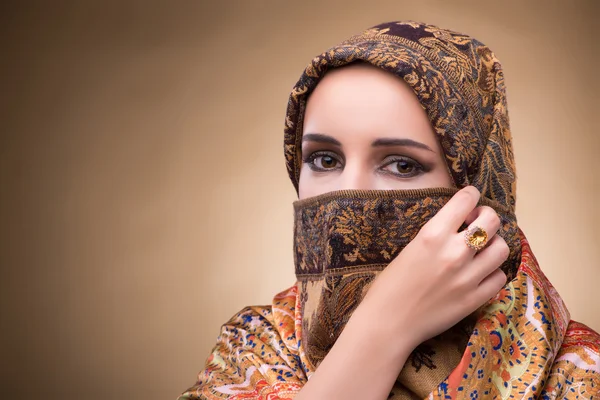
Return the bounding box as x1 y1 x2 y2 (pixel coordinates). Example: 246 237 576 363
180 21 600 399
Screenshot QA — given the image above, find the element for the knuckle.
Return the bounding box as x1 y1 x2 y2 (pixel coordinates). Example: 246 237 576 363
491 237 510 260
418 223 444 244
458 188 477 204
499 240 510 260
456 189 471 201
440 248 468 272
464 185 481 198
453 187 474 206
457 271 476 290
498 270 508 284
480 205 495 215
492 270 508 290
440 254 460 271
480 206 499 223
494 271 508 294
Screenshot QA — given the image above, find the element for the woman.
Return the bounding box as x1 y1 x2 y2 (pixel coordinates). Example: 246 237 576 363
179 21 599 399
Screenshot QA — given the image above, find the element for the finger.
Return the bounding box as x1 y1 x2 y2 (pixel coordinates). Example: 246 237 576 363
463 205 501 243
475 268 507 305
471 235 509 282
464 205 500 229
454 205 501 259
431 186 481 233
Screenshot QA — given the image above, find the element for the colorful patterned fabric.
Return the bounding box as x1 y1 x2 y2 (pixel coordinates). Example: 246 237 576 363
179 21 600 398
179 235 599 399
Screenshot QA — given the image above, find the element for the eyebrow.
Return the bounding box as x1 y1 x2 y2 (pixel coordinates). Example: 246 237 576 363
302 133 342 146
372 138 434 152
303 133 434 153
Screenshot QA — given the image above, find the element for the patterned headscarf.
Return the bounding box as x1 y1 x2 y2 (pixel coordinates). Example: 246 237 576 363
284 21 517 213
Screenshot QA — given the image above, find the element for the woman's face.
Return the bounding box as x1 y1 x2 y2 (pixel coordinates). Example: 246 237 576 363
298 63 454 199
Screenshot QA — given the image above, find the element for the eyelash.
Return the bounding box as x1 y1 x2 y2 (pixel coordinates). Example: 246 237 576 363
302 151 343 171
380 156 424 178
302 151 425 178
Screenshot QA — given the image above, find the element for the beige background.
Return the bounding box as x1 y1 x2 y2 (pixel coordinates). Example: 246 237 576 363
1 1 598 399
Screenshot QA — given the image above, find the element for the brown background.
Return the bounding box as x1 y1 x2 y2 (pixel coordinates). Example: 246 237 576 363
1 1 598 399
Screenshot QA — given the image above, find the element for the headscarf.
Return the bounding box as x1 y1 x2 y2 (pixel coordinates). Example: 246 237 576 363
284 21 517 212
179 21 600 400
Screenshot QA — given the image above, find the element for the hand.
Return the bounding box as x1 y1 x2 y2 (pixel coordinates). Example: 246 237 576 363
356 185 509 352
296 186 509 400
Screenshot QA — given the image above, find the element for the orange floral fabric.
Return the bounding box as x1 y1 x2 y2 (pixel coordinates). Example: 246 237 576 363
179 233 600 399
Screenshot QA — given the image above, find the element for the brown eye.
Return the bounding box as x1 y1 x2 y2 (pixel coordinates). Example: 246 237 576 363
302 151 343 172
395 160 414 174
318 155 338 169
302 152 342 172
381 156 423 178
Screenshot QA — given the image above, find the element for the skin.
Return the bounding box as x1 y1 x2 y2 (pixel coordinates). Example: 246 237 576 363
295 63 509 400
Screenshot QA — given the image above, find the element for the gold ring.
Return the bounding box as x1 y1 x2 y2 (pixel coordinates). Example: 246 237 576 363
464 225 488 251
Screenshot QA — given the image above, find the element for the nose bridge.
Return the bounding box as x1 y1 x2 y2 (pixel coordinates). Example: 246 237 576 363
340 158 373 191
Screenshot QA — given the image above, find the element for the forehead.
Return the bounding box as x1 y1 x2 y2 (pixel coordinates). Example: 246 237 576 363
306 62 412 108
303 63 438 146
